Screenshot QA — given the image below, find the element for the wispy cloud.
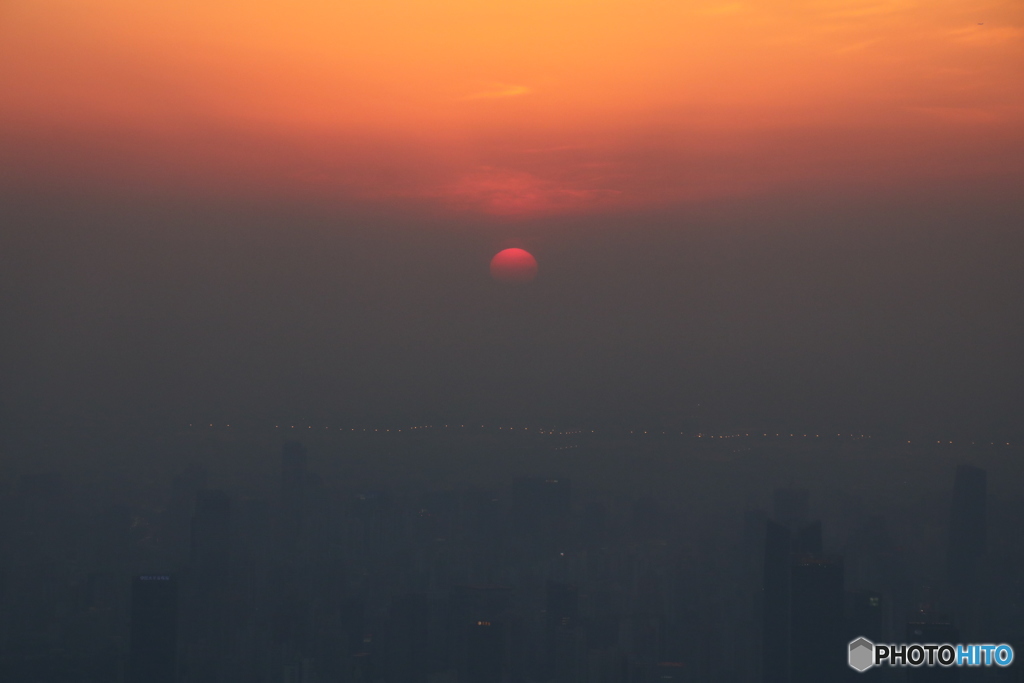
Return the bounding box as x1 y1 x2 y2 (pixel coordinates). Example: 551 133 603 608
947 24 1023 45
834 38 880 54
697 3 745 16
438 167 620 215
815 0 919 19
463 84 532 100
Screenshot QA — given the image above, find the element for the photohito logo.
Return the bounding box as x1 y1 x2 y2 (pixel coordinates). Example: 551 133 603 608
848 638 1014 672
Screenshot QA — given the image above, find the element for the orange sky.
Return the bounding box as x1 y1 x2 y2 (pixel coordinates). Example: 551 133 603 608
1 0 1022 215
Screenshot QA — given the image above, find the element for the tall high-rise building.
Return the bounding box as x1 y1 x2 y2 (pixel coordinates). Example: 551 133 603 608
762 511 845 683
792 520 822 555
128 575 178 683
772 488 809 529
789 554 844 683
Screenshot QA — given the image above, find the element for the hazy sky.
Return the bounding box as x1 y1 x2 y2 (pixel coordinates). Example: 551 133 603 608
1 0 1022 438
3 0 1022 211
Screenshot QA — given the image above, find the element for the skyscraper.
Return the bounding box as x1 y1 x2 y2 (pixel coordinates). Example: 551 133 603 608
789 554 844 683
128 575 178 683
772 488 809 530
792 520 822 555
762 510 845 683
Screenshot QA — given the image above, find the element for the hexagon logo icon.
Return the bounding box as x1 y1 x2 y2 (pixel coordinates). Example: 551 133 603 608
849 637 875 672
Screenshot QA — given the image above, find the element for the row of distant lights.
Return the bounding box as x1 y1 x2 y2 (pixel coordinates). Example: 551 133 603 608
629 431 869 439
188 423 587 436
913 440 1013 446
184 424 1011 447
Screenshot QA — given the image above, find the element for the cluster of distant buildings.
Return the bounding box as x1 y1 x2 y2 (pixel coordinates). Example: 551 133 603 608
0 439 1019 682
757 466 989 682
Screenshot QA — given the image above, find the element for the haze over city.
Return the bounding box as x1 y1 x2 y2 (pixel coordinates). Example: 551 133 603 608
1 0 1022 681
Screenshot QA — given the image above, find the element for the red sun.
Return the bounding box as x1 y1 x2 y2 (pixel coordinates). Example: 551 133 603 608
490 248 538 283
